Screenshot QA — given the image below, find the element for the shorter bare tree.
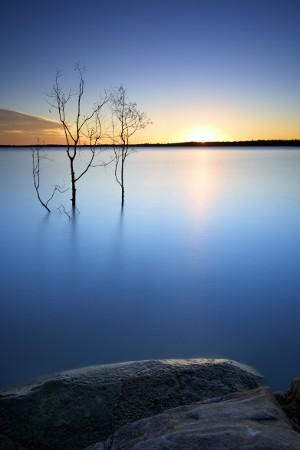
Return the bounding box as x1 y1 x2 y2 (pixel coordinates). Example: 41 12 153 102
49 65 109 213
32 149 64 212
111 86 150 208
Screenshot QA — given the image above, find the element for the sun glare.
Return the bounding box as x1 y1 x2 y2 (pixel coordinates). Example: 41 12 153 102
183 128 224 143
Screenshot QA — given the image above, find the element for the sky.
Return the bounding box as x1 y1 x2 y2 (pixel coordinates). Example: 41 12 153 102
0 0 300 144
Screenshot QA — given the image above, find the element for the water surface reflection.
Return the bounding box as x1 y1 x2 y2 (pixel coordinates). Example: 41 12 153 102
0 148 300 390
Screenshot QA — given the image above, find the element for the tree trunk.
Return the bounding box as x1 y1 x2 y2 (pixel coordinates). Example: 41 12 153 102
121 158 125 208
70 158 76 211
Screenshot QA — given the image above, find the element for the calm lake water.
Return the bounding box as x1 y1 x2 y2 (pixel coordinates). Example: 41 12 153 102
0 147 300 390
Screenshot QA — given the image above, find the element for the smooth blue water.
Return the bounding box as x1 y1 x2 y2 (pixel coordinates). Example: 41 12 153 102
0 147 300 390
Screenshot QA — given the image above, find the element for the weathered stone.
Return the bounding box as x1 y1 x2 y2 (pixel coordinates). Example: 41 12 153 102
0 358 261 450
88 387 300 450
276 377 300 432
0 434 27 450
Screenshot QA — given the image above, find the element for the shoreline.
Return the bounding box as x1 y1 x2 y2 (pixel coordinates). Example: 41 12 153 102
1 139 300 148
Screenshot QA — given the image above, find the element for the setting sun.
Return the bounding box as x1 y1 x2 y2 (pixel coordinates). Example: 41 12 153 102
182 127 226 143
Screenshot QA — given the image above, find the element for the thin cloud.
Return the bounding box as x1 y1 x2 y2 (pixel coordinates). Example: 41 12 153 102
0 109 62 144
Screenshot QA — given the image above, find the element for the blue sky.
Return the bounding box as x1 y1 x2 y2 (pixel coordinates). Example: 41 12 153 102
1 0 300 143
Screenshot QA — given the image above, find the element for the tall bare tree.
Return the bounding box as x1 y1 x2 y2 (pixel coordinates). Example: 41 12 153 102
49 65 108 212
111 86 150 208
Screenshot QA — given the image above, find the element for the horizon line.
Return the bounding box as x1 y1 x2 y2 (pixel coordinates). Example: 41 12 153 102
1 139 300 148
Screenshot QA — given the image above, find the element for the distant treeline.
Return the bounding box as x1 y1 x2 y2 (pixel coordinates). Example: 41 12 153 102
2 140 300 148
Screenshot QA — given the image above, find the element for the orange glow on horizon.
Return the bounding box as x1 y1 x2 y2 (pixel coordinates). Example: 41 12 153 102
1 108 300 145
180 127 229 143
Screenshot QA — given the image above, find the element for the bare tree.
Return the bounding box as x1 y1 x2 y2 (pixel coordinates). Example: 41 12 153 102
32 149 63 212
111 86 150 208
49 65 108 212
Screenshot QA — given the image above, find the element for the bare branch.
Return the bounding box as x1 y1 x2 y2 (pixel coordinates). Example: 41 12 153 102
32 149 65 212
49 66 109 210
110 86 151 207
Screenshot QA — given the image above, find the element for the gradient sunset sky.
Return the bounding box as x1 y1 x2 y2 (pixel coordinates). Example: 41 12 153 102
1 0 300 144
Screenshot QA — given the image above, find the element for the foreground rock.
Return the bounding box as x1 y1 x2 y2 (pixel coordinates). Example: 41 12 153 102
0 434 26 450
0 358 261 450
87 387 300 450
276 378 300 432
